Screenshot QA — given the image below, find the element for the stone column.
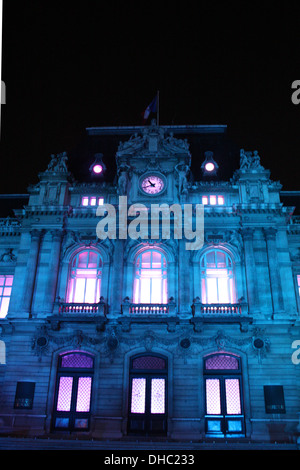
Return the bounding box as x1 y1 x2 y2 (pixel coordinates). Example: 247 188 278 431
241 227 259 313
44 230 63 313
264 227 284 314
178 239 191 318
21 229 42 314
110 239 123 317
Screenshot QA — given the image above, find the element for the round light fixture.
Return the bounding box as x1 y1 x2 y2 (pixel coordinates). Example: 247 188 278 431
92 164 103 174
204 162 215 172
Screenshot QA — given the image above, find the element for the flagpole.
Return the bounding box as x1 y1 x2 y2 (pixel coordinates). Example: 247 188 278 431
157 90 160 126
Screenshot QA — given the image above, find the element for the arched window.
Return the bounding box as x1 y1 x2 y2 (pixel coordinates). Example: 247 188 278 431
52 351 94 431
133 250 168 304
67 250 102 303
200 249 235 304
204 353 244 436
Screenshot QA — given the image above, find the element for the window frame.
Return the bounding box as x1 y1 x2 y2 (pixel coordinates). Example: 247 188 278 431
203 353 245 437
66 249 103 304
0 274 14 318
133 249 168 304
200 248 235 304
52 351 94 432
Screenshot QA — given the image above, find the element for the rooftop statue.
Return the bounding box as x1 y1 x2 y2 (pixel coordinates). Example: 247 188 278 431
45 151 69 173
240 149 264 171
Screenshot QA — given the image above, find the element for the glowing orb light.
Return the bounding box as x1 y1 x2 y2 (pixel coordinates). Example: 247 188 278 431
92 164 103 174
204 162 215 172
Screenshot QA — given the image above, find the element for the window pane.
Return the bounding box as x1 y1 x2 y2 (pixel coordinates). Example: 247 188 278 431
132 356 166 370
206 251 215 267
216 251 226 267
81 197 89 206
151 378 165 414
85 278 96 303
218 195 224 205
205 355 239 370
76 377 92 412
152 251 162 268
88 251 98 268
207 278 218 303
5 276 13 286
210 195 217 205
225 379 241 415
206 379 221 414
202 196 208 205
131 378 146 413
61 353 94 368
141 251 151 268
151 278 162 303
0 297 10 318
78 251 88 268
73 278 86 303
0 276 4 286
57 377 73 411
140 278 150 303
90 197 96 206
218 277 229 303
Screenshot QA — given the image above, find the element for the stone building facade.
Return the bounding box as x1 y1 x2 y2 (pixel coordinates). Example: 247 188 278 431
0 122 299 446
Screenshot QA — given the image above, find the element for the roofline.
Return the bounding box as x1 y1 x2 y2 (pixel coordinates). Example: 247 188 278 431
86 124 227 136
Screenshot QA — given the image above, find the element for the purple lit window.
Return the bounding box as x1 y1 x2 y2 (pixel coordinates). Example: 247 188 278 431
76 377 92 412
61 353 94 369
206 379 221 415
225 379 241 415
67 250 102 303
151 378 165 414
133 250 168 304
200 250 235 304
132 356 166 370
130 378 146 413
0 275 14 318
57 376 73 411
205 354 239 370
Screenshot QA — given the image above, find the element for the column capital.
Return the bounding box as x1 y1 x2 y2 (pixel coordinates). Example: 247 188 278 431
241 227 255 240
50 229 64 241
30 229 42 240
264 227 277 240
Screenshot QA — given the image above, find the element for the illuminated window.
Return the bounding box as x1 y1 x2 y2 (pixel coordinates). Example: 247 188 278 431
67 250 102 303
202 195 225 205
133 250 168 304
200 249 235 304
81 196 104 206
53 352 94 431
204 353 244 436
128 354 168 435
297 275 300 298
0 275 13 318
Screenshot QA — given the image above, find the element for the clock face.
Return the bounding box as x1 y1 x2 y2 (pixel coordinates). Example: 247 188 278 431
141 175 165 195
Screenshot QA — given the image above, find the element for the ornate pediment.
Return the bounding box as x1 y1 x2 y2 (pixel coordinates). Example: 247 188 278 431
116 120 191 159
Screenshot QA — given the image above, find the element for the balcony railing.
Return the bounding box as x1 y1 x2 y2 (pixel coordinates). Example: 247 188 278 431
55 297 106 316
192 297 248 316
121 297 176 316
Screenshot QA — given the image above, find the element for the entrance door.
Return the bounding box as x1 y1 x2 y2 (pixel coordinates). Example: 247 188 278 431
128 354 167 435
204 353 245 436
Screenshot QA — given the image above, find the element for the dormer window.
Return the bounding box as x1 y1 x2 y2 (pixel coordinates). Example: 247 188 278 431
202 195 224 206
81 197 104 207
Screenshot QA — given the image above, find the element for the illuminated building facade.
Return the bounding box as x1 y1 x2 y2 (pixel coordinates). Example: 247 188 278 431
0 121 299 448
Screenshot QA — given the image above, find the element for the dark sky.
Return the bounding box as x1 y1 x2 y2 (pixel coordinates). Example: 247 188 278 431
1 1 300 194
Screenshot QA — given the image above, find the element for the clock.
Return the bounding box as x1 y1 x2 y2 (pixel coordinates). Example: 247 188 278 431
140 175 165 195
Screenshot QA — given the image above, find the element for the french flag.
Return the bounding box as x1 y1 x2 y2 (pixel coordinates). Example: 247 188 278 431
142 95 158 122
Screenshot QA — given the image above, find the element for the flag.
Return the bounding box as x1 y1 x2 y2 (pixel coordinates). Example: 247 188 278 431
142 95 158 121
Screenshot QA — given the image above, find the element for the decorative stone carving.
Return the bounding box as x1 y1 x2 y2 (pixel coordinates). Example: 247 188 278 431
0 248 17 263
45 152 69 173
240 149 264 171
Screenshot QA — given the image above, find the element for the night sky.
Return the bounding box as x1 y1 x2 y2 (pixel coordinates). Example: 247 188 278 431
1 1 300 195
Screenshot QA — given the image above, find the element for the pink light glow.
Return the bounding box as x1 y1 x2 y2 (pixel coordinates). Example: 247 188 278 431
92 164 103 174
205 162 215 172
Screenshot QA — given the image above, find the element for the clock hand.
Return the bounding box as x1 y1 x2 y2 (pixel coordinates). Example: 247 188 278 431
148 179 156 187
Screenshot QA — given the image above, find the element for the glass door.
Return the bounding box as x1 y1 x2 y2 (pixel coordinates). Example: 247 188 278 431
128 355 167 435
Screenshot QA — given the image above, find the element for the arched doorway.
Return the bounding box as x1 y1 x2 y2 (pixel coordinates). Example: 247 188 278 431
128 354 168 435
